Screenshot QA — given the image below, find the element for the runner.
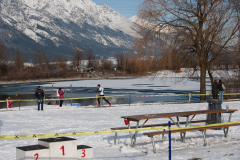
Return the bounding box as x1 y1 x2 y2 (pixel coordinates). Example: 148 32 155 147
97 84 111 107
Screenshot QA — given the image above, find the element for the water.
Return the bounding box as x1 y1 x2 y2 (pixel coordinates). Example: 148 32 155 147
0 78 211 109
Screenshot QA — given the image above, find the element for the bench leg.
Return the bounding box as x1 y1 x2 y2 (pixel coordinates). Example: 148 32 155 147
114 132 117 145
182 116 190 143
223 127 229 138
224 113 233 137
128 124 133 146
133 121 140 147
162 129 165 139
176 116 184 142
151 136 156 153
202 130 207 146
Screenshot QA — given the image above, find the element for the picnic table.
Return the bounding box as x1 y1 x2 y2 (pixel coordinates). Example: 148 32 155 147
121 109 237 147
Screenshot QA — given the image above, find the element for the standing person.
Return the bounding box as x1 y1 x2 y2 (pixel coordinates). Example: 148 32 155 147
218 80 225 101
212 80 218 99
97 84 111 107
7 97 12 108
58 88 65 107
35 86 44 111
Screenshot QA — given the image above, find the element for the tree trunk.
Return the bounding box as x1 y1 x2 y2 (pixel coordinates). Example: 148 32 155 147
200 64 206 101
207 64 214 85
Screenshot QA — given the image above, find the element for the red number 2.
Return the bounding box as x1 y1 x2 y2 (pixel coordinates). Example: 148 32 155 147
60 146 65 155
81 149 86 158
34 153 39 160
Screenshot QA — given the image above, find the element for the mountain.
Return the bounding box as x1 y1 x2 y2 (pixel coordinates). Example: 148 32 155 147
0 0 138 59
129 15 174 34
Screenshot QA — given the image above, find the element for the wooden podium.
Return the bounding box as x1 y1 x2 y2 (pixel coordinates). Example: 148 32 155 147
16 137 93 159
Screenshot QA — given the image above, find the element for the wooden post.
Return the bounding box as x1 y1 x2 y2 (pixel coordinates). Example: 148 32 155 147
189 93 191 102
65 87 67 106
96 94 98 106
6 98 8 110
71 84 72 106
44 87 45 104
52 85 53 103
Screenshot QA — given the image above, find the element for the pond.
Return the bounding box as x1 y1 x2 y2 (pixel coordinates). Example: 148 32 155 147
0 77 211 109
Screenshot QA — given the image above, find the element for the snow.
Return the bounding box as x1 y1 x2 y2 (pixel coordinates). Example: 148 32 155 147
23 28 42 42
152 70 238 78
1 101 240 159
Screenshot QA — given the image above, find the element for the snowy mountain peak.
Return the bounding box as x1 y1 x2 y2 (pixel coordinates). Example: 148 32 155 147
0 0 138 58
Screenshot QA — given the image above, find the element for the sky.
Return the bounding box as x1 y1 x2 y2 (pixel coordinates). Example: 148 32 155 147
91 0 142 18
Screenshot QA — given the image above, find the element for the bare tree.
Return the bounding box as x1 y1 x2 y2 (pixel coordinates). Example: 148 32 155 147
134 0 239 100
55 54 67 69
100 57 113 71
33 50 50 69
85 50 97 69
0 40 8 64
115 53 125 71
72 49 83 70
14 47 24 69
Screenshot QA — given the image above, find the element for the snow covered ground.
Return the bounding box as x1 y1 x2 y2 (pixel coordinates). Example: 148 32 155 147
1 101 240 160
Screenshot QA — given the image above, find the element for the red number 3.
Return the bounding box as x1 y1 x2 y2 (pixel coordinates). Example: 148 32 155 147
81 149 86 158
60 146 65 155
34 153 39 160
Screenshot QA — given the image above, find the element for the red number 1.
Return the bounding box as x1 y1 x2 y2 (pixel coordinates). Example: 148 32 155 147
60 146 65 155
34 153 39 160
81 149 86 158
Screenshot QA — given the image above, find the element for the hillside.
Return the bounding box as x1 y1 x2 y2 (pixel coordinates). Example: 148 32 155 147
0 0 138 58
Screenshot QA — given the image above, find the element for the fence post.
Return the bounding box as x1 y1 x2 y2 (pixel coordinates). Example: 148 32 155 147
129 95 131 106
96 94 98 106
6 98 8 110
44 87 45 104
168 121 171 160
65 87 67 106
19 100 20 110
71 84 72 106
52 85 53 104
189 93 191 102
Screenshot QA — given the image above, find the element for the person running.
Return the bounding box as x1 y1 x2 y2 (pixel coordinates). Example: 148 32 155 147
97 84 111 107
35 86 44 111
58 88 65 107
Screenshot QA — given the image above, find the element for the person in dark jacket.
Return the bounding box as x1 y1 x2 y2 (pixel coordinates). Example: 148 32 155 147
212 80 218 99
35 86 44 111
217 80 224 101
58 88 65 107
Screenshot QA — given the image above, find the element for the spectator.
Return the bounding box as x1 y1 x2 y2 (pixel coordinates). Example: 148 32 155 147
212 80 218 99
7 97 12 108
35 86 44 111
218 80 225 101
58 88 65 107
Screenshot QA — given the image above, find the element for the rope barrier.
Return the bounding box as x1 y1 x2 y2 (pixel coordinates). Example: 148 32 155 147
1 121 240 140
0 93 240 103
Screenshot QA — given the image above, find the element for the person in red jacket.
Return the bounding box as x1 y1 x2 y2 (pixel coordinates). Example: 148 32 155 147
58 88 65 107
7 97 12 108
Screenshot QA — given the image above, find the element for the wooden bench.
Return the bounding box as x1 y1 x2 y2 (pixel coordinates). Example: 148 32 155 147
144 122 240 153
111 120 213 145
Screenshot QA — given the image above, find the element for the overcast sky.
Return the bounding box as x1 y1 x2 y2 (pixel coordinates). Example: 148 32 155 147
91 0 142 18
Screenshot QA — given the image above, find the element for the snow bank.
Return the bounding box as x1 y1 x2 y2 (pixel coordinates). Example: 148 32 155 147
0 101 240 159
